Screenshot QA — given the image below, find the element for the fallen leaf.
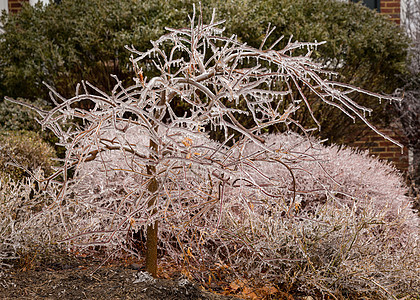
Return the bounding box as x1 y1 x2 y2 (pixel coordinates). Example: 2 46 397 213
229 281 241 291
242 286 258 299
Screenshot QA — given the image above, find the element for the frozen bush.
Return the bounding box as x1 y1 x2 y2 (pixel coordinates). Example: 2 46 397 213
221 133 419 297
0 170 64 269
6 8 419 298
71 130 419 297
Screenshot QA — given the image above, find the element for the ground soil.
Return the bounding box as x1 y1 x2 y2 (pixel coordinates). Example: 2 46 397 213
0 253 244 300
0 250 389 300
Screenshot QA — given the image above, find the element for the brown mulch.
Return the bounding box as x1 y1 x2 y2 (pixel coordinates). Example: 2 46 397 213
0 259 244 300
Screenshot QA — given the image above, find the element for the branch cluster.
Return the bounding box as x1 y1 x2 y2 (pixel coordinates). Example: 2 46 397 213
3 10 418 298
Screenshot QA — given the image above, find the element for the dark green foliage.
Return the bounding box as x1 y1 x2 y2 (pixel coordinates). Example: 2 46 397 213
0 130 56 180
0 0 193 101
214 0 410 143
0 99 45 132
0 0 410 143
218 0 409 91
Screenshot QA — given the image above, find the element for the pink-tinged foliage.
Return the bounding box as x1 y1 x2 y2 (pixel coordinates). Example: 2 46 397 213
70 130 419 297
253 133 416 219
4 8 419 298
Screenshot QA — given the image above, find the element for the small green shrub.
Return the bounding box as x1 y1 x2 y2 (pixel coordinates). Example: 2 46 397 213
0 130 56 180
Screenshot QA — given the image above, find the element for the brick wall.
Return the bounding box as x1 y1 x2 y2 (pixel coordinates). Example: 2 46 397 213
380 0 401 23
8 0 29 14
346 126 409 173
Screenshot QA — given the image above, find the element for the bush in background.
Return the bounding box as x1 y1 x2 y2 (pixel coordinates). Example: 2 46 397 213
0 0 409 144
0 0 192 101
0 99 45 132
0 130 56 180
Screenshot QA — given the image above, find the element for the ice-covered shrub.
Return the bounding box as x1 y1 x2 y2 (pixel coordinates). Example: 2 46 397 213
71 129 419 297
0 171 64 269
6 8 418 298
221 133 419 297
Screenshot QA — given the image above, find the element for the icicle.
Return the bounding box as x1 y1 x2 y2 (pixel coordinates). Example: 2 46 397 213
234 94 239 105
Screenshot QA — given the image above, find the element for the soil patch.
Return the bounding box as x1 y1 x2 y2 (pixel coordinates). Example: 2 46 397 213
0 266 242 300
0 254 242 300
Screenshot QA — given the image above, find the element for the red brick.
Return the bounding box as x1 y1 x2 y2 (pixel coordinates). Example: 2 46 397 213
351 141 366 145
369 136 384 142
381 0 398 4
355 136 370 142
387 146 403 152
380 0 400 24
9 0 28 4
378 141 394 147
385 2 400 7
8 0 29 14
378 153 396 158
381 8 394 13
350 144 365 149
371 147 386 152
395 163 409 170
